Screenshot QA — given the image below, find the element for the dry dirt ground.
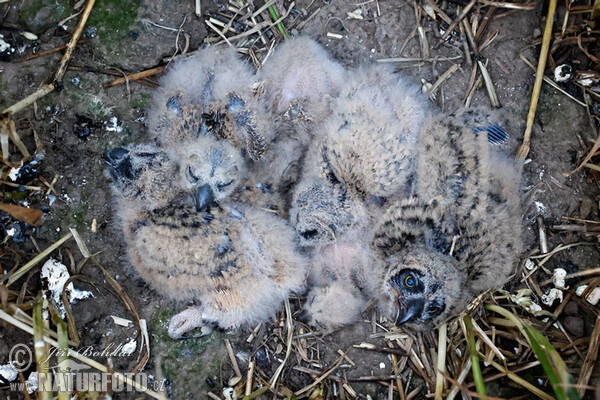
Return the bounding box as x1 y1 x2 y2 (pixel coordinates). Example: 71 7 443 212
0 0 598 399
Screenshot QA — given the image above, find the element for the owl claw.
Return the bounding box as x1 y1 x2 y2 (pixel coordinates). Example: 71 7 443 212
168 307 213 339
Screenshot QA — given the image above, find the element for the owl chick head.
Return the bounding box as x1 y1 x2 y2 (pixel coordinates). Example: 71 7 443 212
103 144 180 211
177 136 247 211
381 246 471 328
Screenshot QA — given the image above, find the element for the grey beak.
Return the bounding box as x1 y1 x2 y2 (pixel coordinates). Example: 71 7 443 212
395 298 424 325
194 184 215 212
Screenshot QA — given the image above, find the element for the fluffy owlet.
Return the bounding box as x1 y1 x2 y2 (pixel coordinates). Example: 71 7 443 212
374 113 522 329
103 144 308 339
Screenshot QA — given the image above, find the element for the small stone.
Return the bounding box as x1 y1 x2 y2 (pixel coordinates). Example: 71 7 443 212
563 316 584 337
575 285 600 305
579 196 596 219
563 301 578 316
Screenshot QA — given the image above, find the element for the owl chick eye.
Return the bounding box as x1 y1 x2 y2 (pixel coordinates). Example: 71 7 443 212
404 275 416 288
187 166 200 181
216 180 234 191
428 307 439 314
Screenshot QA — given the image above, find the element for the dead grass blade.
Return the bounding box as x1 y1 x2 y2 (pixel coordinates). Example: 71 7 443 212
516 0 557 162
5 232 73 287
485 304 580 400
434 323 447 400
270 298 293 389
576 315 600 397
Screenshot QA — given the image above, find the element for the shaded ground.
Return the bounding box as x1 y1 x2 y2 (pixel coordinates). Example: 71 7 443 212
0 0 598 399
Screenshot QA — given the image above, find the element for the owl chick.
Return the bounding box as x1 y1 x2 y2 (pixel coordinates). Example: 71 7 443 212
313 63 430 198
244 36 347 208
103 144 307 339
148 45 274 161
374 113 522 329
289 63 428 248
258 36 346 125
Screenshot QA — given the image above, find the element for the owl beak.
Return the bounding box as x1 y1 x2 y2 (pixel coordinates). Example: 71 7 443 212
194 184 215 212
395 298 424 325
102 148 128 165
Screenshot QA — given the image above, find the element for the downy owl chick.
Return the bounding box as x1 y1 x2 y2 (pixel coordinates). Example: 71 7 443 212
148 45 274 161
374 113 522 329
248 36 348 208
313 63 430 198
103 144 307 339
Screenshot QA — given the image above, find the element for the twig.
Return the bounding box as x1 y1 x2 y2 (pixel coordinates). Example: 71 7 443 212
5 233 73 286
516 0 557 162
103 65 166 88
353 342 409 356
54 0 96 83
225 338 242 378
427 64 460 98
439 0 477 42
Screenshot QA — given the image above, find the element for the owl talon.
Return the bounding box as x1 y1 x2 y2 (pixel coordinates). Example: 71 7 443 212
168 307 213 339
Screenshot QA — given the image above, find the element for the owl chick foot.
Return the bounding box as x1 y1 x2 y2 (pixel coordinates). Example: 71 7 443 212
298 282 366 330
168 307 214 339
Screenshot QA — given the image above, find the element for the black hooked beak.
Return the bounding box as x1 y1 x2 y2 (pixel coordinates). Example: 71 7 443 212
395 298 424 325
102 148 128 165
194 184 215 212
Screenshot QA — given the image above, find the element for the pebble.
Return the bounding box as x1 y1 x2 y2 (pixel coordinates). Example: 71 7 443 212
563 316 584 338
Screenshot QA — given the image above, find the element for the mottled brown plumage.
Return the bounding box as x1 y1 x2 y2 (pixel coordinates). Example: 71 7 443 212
148 46 274 161
104 144 307 339
374 113 522 329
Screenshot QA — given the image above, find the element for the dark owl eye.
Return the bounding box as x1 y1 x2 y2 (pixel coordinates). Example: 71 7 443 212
429 307 439 314
216 180 234 191
187 166 200 181
404 275 416 288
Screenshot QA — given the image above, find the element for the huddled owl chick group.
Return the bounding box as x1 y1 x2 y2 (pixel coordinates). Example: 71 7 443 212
105 36 522 339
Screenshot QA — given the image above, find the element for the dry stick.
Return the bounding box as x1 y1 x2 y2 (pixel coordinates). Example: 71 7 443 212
18 41 79 62
103 65 167 88
434 324 447 400
577 315 600 397
386 339 406 400
475 6 497 42
519 55 586 107
516 0 557 162
245 360 255 396
439 0 477 42
354 342 408 357
427 64 460 98
225 338 242 378
5 233 73 286
478 0 535 9
539 266 600 287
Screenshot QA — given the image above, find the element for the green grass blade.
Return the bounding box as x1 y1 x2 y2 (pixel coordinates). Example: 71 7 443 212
463 315 487 397
33 294 52 399
485 304 580 400
264 1 290 40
